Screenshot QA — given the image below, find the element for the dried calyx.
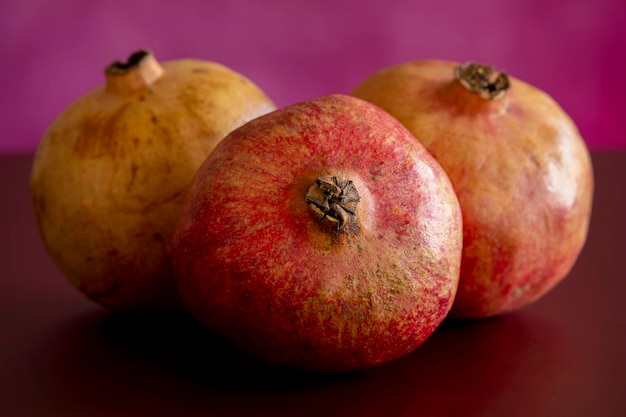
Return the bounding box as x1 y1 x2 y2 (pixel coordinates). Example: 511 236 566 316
454 62 510 100
107 50 152 74
305 175 360 231
105 49 163 94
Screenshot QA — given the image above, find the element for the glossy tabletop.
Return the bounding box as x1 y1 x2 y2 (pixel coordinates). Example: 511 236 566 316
1 152 625 417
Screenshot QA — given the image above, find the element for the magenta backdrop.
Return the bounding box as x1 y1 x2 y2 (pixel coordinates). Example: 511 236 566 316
2 0 625 151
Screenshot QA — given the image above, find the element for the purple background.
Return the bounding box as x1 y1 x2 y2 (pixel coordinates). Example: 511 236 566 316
2 0 625 152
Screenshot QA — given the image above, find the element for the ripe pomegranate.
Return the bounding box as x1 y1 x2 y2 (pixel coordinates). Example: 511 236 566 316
172 94 463 372
31 50 276 312
352 60 594 318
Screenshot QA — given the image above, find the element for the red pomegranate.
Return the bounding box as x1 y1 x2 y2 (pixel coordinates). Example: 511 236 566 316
172 94 463 371
352 60 593 318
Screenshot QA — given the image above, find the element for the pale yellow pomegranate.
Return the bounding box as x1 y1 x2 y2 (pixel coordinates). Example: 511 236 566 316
31 50 276 312
352 60 593 318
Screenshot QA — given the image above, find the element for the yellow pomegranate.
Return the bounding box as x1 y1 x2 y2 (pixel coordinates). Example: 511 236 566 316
31 50 276 312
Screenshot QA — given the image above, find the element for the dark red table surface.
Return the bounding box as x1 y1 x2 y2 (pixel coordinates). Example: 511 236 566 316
2 152 625 417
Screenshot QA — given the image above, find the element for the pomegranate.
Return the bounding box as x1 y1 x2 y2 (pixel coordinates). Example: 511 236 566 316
352 60 594 318
31 50 276 312
172 94 463 372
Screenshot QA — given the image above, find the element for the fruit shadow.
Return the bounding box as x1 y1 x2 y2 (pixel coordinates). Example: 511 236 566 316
30 307 576 417
46 309 354 392
356 311 575 417
124 311 361 387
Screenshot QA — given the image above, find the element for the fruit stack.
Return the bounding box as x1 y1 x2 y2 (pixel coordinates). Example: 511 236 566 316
31 50 593 373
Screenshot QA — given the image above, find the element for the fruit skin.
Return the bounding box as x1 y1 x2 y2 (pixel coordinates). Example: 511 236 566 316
30 51 276 312
352 60 594 318
172 94 463 372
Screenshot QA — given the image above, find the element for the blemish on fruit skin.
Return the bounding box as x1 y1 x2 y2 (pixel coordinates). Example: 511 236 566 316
513 283 531 299
152 232 165 244
126 162 139 191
